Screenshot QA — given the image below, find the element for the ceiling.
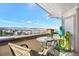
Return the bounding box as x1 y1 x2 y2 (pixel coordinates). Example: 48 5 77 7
37 3 79 18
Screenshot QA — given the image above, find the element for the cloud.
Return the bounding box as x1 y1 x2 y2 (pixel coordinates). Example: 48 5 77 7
43 14 58 20
43 14 50 20
27 20 32 24
35 22 39 25
26 3 36 8
20 19 33 24
33 20 40 25
43 14 48 17
0 19 26 27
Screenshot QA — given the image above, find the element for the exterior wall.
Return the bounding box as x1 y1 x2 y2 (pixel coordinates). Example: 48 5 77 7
63 6 79 53
63 6 78 52
63 15 76 51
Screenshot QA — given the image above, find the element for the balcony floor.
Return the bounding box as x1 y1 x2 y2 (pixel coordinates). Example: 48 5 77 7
0 37 42 56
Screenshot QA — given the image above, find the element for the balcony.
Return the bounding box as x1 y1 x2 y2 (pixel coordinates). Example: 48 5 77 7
0 3 79 56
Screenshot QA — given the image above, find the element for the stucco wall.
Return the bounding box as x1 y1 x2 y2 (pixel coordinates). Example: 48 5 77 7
63 6 79 53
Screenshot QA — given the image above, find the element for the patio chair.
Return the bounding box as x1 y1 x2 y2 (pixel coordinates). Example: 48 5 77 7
8 43 43 56
8 43 31 56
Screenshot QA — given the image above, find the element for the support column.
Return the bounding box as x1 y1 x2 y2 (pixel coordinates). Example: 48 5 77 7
61 16 65 30
75 8 79 53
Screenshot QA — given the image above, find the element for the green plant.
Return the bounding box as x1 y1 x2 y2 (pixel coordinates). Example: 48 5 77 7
65 32 71 51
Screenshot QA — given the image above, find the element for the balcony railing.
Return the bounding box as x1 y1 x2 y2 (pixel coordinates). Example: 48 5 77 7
0 32 49 42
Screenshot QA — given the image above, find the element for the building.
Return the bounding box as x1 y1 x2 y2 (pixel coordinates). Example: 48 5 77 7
47 29 54 35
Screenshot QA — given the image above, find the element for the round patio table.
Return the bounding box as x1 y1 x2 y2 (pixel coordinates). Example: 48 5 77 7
36 36 54 50
36 36 54 42
36 36 60 56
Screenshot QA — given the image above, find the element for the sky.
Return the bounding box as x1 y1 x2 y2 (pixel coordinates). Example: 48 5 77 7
0 3 62 29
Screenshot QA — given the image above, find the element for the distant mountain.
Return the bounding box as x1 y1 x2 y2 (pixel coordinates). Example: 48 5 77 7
0 27 47 30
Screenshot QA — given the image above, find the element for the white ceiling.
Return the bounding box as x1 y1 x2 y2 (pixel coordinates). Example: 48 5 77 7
37 3 79 18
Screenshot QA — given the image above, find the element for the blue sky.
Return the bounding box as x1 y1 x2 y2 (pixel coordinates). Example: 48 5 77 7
0 3 62 29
